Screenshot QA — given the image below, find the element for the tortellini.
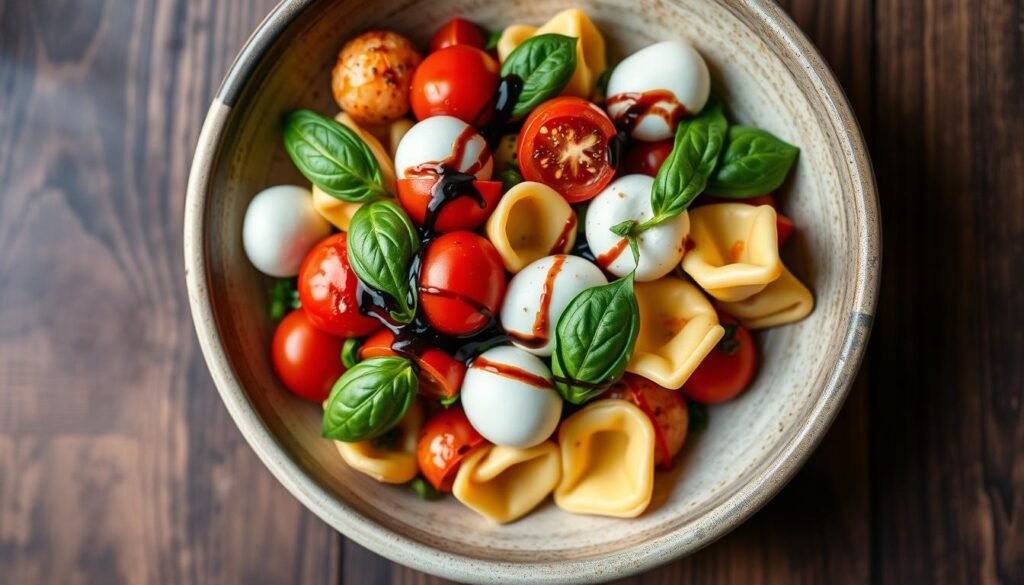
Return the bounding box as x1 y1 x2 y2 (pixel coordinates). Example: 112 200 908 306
554 399 655 518
485 181 577 272
334 400 423 484
627 276 725 389
717 264 814 329
453 442 561 524
497 9 608 99
681 203 783 301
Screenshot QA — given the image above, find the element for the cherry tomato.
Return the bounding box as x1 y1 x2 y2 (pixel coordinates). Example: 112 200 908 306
518 97 617 202
622 139 674 177
410 45 499 124
683 316 757 403
397 179 502 232
298 233 381 338
416 406 487 491
419 231 506 336
359 329 466 399
429 18 486 52
608 375 688 468
697 194 795 245
270 310 346 402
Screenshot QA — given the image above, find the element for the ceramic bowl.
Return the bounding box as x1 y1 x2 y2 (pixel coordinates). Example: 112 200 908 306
184 0 880 581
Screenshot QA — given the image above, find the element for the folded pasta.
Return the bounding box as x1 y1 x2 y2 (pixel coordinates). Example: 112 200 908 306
453 442 561 524
334 400 423 484
716 264 814 329
485 181 577 272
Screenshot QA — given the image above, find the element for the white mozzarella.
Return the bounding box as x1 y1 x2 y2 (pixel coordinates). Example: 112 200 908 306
242 185 331 277
606 40 711 141
500 255 608 356
461 346 562 449
584 174 689 282
394 115 493 180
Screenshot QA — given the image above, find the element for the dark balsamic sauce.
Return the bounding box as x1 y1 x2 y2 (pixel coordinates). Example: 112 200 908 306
472 356 553 389
475 74 525 146
606 89 689 136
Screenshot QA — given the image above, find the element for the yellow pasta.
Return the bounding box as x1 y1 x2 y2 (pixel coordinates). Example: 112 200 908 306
453 442 561 524
681 203 783 301
627 276 725 389
717 264 814 329
554 399 655 518
334 401 423 484
497 9 607 99
485 181 577 272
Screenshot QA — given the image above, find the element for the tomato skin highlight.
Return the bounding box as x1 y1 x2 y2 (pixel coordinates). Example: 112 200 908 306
608 375 689 468
683 316 757 404
297 233 381 338
271 309 346 402
359 329 466 399
517 97 617 203
396 179 502 232
418 231 506 336
409 45 500 124
417 406 487 492
429 18 486 52
622 139 674 177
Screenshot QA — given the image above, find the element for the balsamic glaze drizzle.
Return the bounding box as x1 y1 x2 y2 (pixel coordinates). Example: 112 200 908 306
475 74 525 146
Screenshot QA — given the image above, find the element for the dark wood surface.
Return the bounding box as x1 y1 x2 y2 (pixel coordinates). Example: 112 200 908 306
0 0 1019 583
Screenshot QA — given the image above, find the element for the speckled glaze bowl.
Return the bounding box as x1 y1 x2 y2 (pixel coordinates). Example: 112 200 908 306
184 0 880 581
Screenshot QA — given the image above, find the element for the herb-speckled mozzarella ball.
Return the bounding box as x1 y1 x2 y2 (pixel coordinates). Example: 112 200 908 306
394 116 493 180
500 255 608 357
462 346 562 449
331 31 422 125
585 174 689 282
606 40 711 141
242 185 332 278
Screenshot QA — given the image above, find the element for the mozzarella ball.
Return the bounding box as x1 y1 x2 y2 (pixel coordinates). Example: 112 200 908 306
242 185 332 277
394 116 493 180
500 255 608 356
606 40 711 141
585 174 689 282
331 31 422 125
462 346 562 448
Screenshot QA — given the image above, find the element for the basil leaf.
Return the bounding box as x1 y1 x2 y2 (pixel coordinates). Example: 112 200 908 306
346 201 420 323
268 278 300 322
552 274 641 404
341 338 362 369
500 34 578 119
642 100 727 229
688 402 709 432
410 477 444 501
322 356 418 442
499 166 523 193
705 126 799 198
485 29 503 51
283 109 389 203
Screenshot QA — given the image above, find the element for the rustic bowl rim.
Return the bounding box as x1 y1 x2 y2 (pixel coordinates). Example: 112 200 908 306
183 0 880 581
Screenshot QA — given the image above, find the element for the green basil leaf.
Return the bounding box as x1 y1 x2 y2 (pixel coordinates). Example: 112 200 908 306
499 166 523 193
705 126 799 198
410 477 444 501
341 338 362 369
500 34 578 119
322 356 418 442
552 274 641 404
283 109 389 203
346 200 420 323
268 278 300 322
688 401 709 432
485 29 503 51
644 100 727 228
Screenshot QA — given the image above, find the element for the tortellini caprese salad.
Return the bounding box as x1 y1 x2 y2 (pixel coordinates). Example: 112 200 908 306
245 9 812 524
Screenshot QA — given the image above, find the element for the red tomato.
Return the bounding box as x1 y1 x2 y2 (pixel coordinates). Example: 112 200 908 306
410 45 499 124
271 310 346 402
683 316 757 403
417 406 487 491
622 139 674 177
429 18 486 52
608 375 688 468
396 179 502 232
518 97 617 202
419 232 505 336
697 194 795 245
359 329 466 399
298 233 381 338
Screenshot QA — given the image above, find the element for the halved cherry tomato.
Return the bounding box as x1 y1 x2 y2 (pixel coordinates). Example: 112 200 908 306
298 233 381 338
397 179 502 232
419 231 505 336
359 329 466 399
429 18 486 52
271 309 346 402
697 194 795 245
518 97 617 202
417 406 487 491
622 138 674 177
410 45 499 124
683 315 756 403
608 375 688 469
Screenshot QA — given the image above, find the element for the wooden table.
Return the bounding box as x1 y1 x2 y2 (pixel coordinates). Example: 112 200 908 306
1 0 1020 582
